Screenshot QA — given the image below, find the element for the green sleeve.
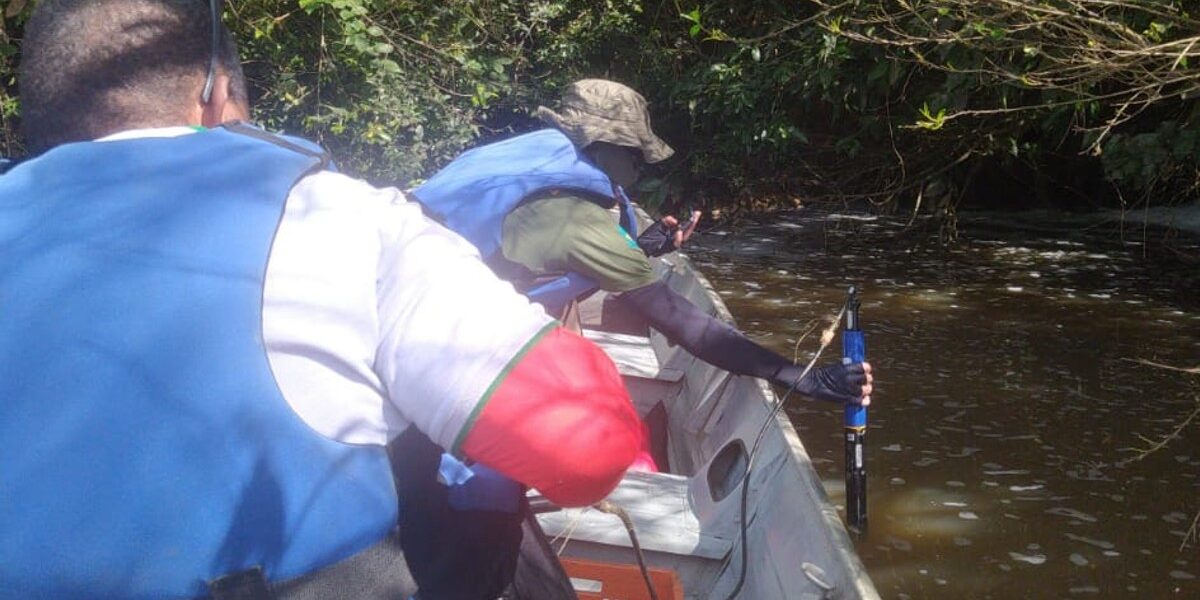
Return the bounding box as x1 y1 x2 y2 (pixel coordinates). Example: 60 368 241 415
502 196 657 292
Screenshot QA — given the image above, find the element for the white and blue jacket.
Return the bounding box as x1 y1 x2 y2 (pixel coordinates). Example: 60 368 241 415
0 125 399 598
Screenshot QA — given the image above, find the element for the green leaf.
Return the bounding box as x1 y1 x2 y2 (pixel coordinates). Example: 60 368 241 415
298 0 328 13
681 7 702 37
915 102 947 131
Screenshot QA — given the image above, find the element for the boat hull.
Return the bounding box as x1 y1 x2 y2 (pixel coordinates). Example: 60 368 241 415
536 240 879 599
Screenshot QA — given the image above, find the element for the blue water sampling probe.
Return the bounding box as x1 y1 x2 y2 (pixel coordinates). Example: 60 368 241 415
843 285 868 534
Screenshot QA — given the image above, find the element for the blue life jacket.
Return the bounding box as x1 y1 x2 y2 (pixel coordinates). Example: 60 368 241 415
0 125 398 599
411 128 638 314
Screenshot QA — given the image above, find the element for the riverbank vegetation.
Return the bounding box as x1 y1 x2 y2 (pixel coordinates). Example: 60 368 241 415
1 1 1197 221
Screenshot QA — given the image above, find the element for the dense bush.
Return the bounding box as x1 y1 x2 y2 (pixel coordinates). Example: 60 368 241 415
1 1 1196 215
669 1 1200 215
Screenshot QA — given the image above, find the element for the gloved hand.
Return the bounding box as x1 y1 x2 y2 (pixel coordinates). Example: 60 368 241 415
635 219 681 257
636 210 701 258
772 361 872 405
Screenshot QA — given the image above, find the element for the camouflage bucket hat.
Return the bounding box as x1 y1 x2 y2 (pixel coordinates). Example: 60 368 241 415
536 79 675 164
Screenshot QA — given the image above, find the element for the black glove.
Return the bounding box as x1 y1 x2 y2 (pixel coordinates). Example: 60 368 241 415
773 361 870 404
635 219 680 257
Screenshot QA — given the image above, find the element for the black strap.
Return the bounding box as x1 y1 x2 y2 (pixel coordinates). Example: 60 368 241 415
271 530 417 600
209 567 270 600
205 530 417 600
220 122 332 170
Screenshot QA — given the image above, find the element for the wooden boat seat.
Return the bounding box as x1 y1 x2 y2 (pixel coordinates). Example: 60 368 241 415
581 329 683 383
534 470 734 561
581 329 685 418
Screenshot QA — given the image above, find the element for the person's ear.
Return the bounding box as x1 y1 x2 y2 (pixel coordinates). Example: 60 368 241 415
200 72 250 127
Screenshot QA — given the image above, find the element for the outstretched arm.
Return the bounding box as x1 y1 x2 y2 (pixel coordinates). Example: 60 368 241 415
615 279 872 405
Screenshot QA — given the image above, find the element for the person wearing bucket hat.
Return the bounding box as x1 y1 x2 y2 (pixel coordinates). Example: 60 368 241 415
536 78 676 164
406 78 874 598
536 79 699 259
414 78 872 408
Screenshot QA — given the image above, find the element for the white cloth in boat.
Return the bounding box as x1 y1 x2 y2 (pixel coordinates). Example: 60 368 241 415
98 128 555 450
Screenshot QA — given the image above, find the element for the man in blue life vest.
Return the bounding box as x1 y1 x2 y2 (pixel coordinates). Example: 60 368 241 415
0 1 646 598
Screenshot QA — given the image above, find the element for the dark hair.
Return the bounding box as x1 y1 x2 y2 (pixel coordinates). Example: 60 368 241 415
19 0 245 154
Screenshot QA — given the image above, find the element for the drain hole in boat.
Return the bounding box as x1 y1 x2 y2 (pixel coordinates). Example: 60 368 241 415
707 439 748 502
569 577 603 594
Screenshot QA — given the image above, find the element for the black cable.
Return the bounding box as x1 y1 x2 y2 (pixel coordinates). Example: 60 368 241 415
715 302 848 600
717 383 797 600
200 0 222 104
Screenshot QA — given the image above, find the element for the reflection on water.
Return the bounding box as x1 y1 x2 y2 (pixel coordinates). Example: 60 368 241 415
686 209 1200 599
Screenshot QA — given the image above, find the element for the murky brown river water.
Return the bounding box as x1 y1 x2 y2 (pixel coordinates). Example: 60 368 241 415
685 208 1199 599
